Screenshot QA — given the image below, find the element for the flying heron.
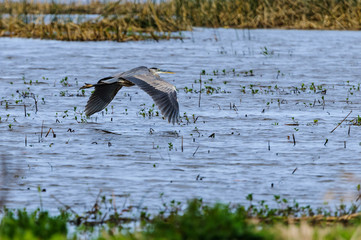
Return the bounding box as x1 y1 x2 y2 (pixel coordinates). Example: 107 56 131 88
80 66 179 124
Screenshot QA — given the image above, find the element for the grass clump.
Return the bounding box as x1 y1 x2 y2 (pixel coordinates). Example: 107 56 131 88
144 199 274 240
0 208 69 240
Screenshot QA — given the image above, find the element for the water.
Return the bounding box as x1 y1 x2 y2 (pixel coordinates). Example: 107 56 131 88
1 28 361 212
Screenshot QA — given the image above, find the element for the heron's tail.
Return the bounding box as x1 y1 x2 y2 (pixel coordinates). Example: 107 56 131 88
79 83 94 90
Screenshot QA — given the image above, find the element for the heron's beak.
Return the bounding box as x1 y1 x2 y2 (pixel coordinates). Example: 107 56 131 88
158 69 175 74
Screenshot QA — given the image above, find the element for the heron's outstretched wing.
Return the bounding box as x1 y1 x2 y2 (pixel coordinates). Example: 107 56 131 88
84 82 122 116
121 72 179 124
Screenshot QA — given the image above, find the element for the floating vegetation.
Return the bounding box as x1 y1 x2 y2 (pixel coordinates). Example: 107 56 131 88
239 82 328 96
261 47 274 57
138 103 160 119
183 85 229 95
350 115 361 126
1 0 361 42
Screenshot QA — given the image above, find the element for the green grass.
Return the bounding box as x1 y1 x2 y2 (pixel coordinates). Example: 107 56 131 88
143 199 275 240
0 208 69 240
1 193 361 240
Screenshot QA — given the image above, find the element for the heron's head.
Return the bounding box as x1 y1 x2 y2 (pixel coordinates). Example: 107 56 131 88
149 67 175 75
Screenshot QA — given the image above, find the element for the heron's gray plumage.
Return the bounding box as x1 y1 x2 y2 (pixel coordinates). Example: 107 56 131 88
85 83 123 116
81 66 179 124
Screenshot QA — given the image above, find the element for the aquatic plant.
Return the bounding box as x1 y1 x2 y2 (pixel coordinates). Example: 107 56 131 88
1 191 361 240
138 103 159 119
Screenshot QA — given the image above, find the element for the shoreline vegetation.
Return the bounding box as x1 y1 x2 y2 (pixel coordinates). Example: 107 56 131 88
1 191 361 240
1 0 361 41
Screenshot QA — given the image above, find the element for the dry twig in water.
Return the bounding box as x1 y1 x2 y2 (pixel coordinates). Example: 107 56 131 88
330 110 352 133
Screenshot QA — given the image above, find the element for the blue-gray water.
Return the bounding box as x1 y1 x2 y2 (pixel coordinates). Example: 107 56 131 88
1 28 361 212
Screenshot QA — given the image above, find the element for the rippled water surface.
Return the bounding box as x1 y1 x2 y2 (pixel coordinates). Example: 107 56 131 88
1 28 361 211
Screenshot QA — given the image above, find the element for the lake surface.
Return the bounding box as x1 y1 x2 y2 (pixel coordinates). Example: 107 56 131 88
1 28 361 212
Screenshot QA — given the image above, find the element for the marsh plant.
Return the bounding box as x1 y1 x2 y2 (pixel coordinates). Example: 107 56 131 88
138 103 160 119
1 189 361 240
1 0 361 42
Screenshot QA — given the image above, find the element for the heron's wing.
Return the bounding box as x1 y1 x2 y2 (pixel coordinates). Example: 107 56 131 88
121 73 179 124
117 66 149 78
84 83 122 116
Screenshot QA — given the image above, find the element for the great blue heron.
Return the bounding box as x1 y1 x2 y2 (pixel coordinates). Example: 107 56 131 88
80 66 179 124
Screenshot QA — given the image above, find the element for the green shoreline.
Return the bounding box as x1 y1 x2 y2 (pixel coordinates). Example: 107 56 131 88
1 190 361 240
